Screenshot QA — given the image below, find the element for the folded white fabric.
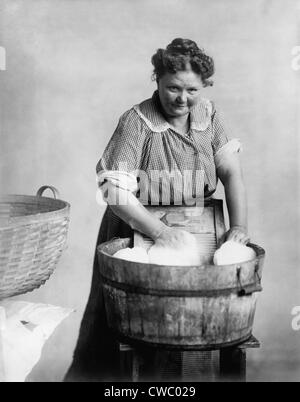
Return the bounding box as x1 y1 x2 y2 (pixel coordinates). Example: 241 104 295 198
113 247 149 263
0 301 73 382
214 138 242 169
213 240 256 265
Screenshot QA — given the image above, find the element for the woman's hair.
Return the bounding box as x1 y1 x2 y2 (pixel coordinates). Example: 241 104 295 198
151 38 214 87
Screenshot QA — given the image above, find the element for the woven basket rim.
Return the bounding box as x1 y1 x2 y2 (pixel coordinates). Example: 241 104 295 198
0 193 70 228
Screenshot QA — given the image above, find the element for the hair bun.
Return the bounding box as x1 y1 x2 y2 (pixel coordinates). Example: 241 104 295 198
166 38 201 56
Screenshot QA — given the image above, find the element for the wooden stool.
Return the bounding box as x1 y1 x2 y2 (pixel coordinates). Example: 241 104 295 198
119 335 260 382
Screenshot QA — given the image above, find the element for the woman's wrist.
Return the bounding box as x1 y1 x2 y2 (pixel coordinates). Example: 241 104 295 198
128 213 168 241
150 222 169 241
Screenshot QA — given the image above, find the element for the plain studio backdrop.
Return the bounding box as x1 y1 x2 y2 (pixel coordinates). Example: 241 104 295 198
0 0 299 381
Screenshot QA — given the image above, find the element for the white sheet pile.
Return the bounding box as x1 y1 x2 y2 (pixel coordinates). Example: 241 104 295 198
0 301 73 382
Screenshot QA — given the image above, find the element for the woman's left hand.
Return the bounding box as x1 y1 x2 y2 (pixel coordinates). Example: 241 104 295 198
219 226 250 246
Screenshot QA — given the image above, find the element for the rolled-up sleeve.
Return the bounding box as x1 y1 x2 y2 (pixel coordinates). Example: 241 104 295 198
211 104 242 169
96 108 145 192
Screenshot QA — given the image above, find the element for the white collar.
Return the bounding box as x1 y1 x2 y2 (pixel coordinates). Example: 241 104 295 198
133 91 213 133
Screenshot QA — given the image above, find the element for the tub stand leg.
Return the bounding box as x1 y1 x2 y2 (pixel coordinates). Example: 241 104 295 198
119 343 141 382
132 350 140 382
119 344 172 382
219 335 260 381
219 348 246 381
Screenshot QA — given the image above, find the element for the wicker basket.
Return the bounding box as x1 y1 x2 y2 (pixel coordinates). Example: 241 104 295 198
0 186 70 300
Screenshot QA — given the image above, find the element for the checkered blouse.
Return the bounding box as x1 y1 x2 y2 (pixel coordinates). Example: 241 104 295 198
97 91 241 205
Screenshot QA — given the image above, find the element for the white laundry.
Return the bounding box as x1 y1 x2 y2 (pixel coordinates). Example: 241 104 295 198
148 246 200 266
148 233 200 266
0 301 73 382
113 231 201 266
213 240 256 265
113 247 149 263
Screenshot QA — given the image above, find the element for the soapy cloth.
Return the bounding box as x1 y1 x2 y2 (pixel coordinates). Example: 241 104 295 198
0 301 73 382
147 232 200 266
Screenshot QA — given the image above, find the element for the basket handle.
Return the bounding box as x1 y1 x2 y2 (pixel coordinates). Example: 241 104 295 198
36 185 60 199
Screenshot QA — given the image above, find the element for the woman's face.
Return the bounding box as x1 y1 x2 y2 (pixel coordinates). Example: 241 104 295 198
157 66 203 119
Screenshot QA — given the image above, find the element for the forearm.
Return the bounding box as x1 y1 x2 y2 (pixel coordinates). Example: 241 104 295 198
223 174 248 231
103 183 166 240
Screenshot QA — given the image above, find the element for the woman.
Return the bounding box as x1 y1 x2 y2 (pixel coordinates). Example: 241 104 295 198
65 38 249 381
